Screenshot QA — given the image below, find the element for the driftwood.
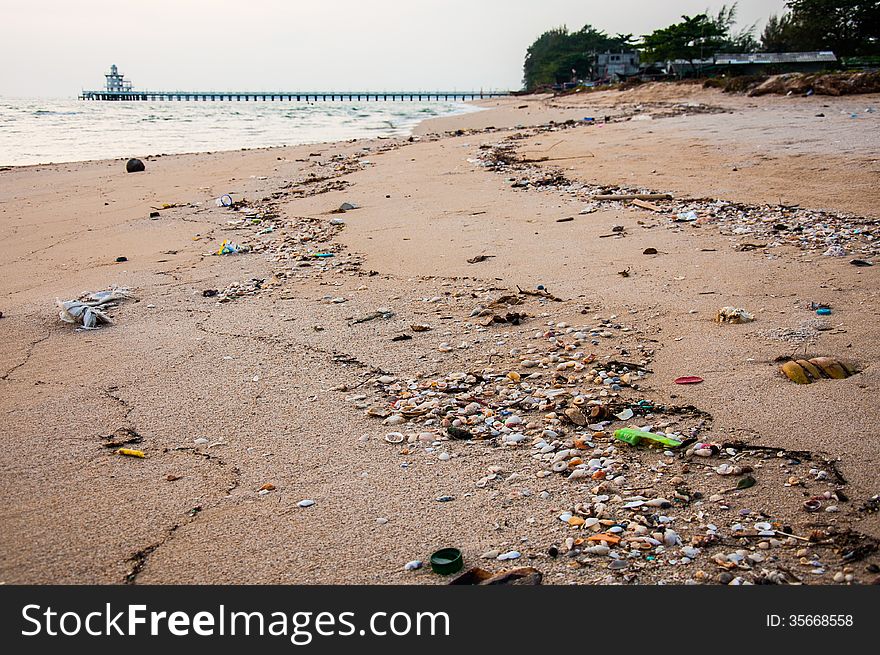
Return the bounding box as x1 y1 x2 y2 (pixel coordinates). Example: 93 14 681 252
593 193 673 201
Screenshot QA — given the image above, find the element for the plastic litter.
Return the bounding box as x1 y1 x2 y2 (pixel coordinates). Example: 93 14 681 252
215 194 234 207
780 357 856 384
430 547 463 575
216 240 246 255
715 307 754 324
674 376 704 385
614 428 682 448
116 448 144 458
56 287 133 330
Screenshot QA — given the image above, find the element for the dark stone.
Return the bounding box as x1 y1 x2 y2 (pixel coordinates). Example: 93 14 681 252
126 158 145 173
115 256 128 263
149 211 160 218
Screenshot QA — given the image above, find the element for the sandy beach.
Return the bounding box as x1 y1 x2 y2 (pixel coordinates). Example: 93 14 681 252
1 83 878 585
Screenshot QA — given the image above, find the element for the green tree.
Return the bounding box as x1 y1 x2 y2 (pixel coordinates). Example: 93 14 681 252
761 1 880 55
640 13 729 70
640 4 757 74
523 25 634 89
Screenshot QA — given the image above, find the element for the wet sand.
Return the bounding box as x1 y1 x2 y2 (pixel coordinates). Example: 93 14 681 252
1 84 878 584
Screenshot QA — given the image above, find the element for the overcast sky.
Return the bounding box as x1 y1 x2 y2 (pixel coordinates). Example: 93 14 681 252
1 0 786 97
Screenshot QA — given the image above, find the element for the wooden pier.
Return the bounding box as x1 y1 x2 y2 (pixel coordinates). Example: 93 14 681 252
79 90 508 102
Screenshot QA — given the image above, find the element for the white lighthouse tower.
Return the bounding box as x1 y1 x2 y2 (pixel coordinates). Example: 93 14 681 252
105 64 133 92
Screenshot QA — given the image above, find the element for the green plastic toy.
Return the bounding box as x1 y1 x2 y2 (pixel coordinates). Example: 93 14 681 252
614 428 682 448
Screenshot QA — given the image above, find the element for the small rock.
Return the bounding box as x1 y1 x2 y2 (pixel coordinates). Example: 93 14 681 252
126 158 145 173
298 499 316 508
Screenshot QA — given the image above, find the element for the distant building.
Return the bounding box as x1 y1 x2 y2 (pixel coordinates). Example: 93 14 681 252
105 64 133 93
713 51 837 75
595 51 640 81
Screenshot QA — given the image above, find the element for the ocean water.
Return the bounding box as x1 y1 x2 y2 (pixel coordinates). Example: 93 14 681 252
0 97 481 166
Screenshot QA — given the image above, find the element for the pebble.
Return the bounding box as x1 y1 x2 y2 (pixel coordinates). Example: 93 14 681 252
497 551 521 561
405 560 423 571
481 550 501 559
298 499 316 508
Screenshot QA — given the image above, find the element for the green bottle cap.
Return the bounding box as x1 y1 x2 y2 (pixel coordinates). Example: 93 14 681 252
430 548 463 575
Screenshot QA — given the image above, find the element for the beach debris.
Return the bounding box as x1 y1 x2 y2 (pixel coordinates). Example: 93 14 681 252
630 199 664 212
125 158 145 173
593 193 672 201
482 312 525 326
674 376 704 385
404 560 423 571
101 428 143 449
351 308 395 324
216 240 246 255
851 259 873 267
450 566 542 585
716 307 755 324
780 357 857 384
517 285 563 302
116 448 144 458
467 254 494 263
410 324 432 332
56 287 133 329
215 194 234 207
556 217 574 223
430 548 464 575
614 427 682 448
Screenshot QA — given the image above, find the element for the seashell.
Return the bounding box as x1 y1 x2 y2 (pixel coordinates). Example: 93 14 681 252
567 469 590 481
551 460 569 473
384 432 405 444
568 516 586 527
383 414 406 426
803 498 822 512
564 407 588 426
583 545 610 556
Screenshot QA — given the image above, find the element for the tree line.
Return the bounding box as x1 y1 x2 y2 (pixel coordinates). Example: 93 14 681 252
523 0 880 89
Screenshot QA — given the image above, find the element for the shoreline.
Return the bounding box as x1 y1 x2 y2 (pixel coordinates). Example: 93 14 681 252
0 98 487 169
1 84 878 585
